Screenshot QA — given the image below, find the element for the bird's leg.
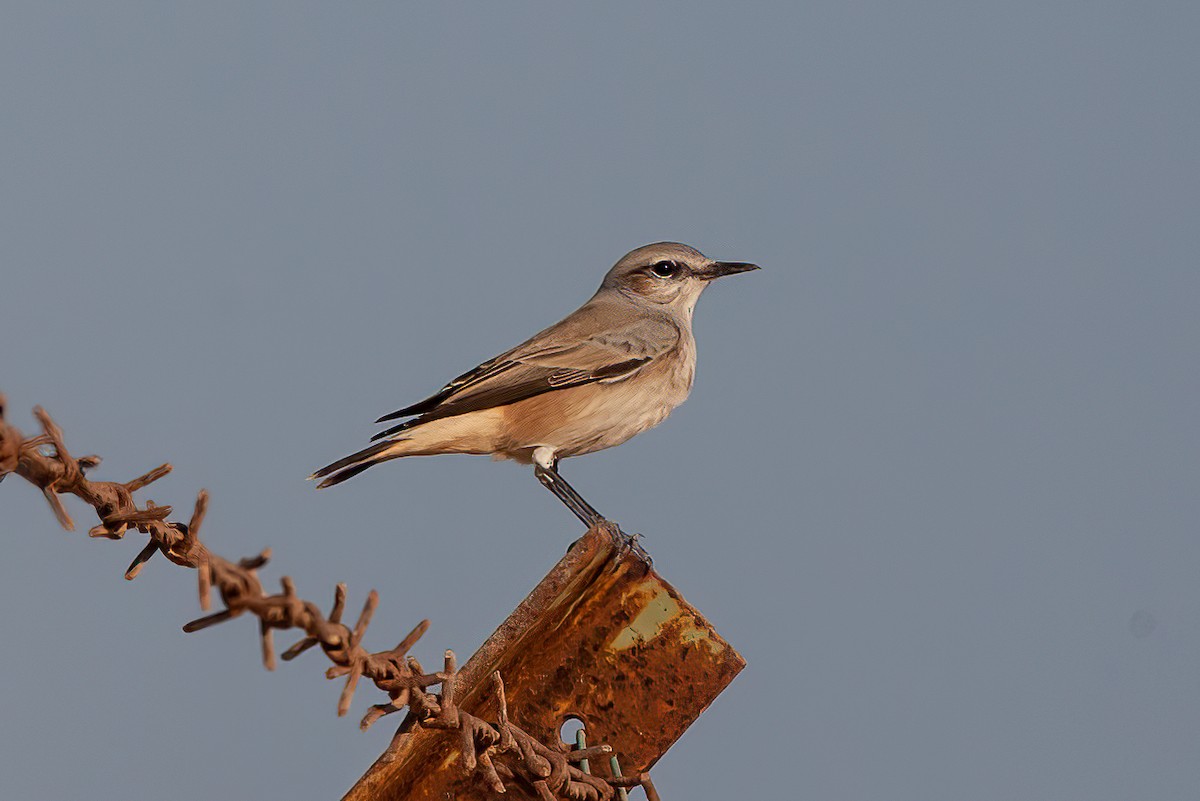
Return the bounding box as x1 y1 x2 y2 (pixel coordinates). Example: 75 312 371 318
534 463 604 528
531 449 651 565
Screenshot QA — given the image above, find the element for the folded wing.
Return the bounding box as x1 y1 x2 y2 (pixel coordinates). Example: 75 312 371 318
372 310 679 441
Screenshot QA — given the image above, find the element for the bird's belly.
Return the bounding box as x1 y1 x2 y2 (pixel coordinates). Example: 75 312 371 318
497 369 690 462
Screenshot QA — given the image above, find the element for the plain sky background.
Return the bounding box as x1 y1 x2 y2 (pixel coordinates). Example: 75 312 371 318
2 3 1198 800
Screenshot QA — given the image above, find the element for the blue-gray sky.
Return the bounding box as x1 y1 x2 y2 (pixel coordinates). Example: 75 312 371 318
3 3 1199 799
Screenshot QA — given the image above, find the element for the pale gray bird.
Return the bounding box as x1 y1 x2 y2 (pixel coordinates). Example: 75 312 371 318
311 242 758 539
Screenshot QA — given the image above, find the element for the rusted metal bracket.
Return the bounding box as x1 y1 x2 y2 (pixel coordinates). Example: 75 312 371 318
346 523 745 801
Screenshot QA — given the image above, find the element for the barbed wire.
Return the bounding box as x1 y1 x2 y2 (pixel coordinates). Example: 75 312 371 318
0 394 660 801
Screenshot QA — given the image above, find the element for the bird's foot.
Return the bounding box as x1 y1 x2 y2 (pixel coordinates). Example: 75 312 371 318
620 530 652 567
596 520 652 568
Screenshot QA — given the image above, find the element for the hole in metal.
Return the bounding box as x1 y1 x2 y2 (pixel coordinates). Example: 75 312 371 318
559 715 586 745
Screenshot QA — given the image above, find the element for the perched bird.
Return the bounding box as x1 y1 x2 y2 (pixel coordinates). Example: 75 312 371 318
311 242 758 542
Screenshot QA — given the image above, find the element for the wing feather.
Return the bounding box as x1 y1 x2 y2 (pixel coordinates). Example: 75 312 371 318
370 307 678 440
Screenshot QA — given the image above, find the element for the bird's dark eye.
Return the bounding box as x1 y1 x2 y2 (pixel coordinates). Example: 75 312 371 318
650 261 680 278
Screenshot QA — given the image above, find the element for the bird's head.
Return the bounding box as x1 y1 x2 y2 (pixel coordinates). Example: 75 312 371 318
600 242 759 317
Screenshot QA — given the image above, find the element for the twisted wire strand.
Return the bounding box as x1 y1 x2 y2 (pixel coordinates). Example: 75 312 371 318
0 394 661 801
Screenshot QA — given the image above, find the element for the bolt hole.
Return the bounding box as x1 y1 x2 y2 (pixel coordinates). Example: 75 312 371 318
559 715 586 745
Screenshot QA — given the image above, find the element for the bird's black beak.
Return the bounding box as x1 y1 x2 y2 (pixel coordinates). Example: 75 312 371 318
699 261 761 280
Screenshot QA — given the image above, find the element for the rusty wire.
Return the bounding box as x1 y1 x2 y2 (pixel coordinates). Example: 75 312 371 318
0 394 661 801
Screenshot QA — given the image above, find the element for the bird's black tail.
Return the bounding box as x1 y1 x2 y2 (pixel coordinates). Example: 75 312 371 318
309 440 399 489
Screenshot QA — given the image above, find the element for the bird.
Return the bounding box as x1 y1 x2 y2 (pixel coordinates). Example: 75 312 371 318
310 242 759 547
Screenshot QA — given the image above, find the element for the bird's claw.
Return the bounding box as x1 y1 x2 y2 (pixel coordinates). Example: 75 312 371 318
600 520 652 568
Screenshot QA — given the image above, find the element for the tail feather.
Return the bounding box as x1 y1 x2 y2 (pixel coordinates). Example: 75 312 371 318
311 413 487 489
315 461 377 488
310 440 400 488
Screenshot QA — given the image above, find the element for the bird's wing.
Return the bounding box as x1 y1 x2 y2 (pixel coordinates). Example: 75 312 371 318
371 311 679 440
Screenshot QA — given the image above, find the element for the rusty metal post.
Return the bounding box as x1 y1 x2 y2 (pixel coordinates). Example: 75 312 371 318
345 522 745 801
